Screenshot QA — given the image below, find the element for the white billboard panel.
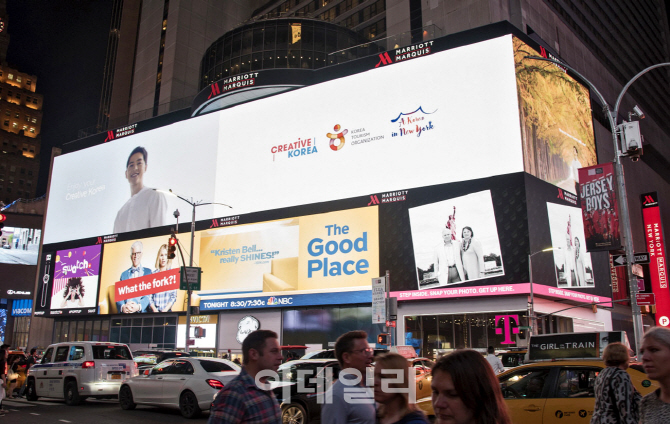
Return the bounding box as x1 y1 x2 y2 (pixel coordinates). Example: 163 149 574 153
44 35 523 245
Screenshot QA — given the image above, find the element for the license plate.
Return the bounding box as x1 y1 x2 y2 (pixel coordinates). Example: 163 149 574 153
111 374 122 380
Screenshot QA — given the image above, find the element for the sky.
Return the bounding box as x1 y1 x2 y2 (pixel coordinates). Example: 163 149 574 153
6 0 112 196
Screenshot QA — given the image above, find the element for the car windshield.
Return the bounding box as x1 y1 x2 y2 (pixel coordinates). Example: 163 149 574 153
92 345 132 360
199 359 239 373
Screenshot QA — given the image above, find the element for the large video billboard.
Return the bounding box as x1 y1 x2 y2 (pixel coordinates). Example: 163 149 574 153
44 34 525 245
514 38 597 193
39 28 602 313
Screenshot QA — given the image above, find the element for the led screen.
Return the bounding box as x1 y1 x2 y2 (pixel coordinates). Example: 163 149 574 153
0 227 40 265
34 244 102 316
44 34 524 245
546 202 595 288
98 234 184 314
514 38 596 193
39 30 605 310
409 190 504 288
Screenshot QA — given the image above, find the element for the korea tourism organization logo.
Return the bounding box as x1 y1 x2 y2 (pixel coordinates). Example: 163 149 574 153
326 124 348 151
391 106 436 138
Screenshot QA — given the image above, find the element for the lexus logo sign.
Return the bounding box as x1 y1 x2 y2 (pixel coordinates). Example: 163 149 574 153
7 290 31 296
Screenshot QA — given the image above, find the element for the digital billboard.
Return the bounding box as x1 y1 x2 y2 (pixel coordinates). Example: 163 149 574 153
44 34 524 245
39 28 604 313
514 38 597 193
34 244 102 316
98 235 184 314
546 202 595 288
0 227 40 265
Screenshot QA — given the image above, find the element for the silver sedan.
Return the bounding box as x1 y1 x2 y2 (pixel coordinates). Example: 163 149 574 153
119 357 240 418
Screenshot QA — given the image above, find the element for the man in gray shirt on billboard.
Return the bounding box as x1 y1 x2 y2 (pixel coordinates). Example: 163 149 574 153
321 330 376 424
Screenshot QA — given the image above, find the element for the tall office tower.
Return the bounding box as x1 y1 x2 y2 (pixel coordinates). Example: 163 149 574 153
0 0 42 206
99 0 396 129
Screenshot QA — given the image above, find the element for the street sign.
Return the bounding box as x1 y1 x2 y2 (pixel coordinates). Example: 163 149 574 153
386 320 396 327
187 339 195 346
180 266 202 290
389 314 397 320
634 252 650 264
611 252 650 267
636 293 656 306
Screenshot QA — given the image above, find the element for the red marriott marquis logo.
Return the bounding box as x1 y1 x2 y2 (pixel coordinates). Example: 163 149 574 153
207 83 221 99
643 195 655 205
375 52 392 68
104 131 115 142
367 195 380 205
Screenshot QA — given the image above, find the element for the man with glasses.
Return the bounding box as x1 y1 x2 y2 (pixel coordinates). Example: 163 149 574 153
321 330 375 424
116 241 152 313
113 146 168 234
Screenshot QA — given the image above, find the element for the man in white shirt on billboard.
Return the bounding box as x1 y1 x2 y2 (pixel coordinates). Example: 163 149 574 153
113 146 168 234
485 346 504 374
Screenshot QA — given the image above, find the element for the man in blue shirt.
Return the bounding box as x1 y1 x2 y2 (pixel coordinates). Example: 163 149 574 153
322 330 376 424
116 241 151 313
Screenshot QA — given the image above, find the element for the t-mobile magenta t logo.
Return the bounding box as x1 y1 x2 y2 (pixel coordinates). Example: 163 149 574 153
495 315 520 344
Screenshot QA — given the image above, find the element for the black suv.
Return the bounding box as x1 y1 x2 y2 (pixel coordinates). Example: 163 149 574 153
132 350 190 373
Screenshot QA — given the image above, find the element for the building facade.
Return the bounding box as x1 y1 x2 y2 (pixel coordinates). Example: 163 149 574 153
36 1 670 355
0 0 42 207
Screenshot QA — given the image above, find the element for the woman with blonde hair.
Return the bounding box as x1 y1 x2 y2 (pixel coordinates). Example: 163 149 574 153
640 327 670 423
591 342 639 423
374 353 429 424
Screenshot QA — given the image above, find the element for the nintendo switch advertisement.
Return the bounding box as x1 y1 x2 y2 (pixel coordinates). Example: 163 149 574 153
34 245 102 316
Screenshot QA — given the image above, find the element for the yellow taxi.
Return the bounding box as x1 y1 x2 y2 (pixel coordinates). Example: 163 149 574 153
418 359 657 423
417 332 658 423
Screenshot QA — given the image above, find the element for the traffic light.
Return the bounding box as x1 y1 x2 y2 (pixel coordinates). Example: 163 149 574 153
377 333 390 345
0 214 5 237
168 235 177 259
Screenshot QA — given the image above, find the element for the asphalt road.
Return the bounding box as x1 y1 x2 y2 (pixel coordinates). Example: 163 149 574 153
1 397 210 424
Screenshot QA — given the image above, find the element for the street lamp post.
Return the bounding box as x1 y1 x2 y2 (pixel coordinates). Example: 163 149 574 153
526 57 670 351
528 247 557 335
156 189 231 353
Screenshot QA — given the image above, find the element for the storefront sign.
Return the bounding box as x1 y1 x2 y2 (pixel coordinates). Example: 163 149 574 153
641 192 669 327
578 163 621 251
495 315 520 344
11 299 33 316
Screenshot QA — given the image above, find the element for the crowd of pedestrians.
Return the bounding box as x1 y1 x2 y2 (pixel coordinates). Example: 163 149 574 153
3 327 670 423
205 326 670 424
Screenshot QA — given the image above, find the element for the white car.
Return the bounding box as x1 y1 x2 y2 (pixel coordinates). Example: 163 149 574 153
118 357 240 418
26 341 138 405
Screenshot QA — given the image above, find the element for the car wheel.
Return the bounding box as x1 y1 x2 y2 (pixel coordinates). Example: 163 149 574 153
64 381 82 406
282 403 307 424
179 390 201 419
26 379 38 401
119 385 137 410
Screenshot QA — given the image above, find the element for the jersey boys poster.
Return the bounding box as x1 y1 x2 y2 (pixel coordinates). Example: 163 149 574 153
578 163 621 251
